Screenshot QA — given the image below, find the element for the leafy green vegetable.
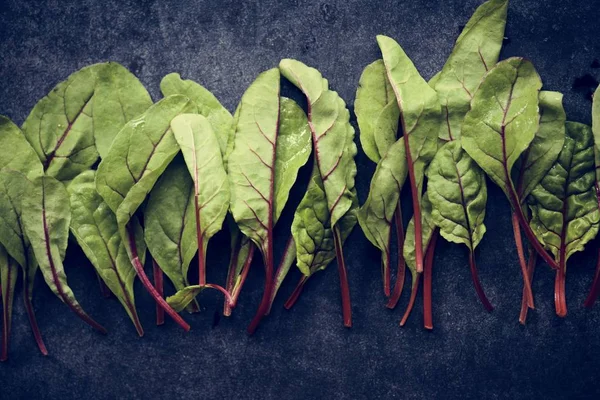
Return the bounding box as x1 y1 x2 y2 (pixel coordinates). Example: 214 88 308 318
0 116 44 179
171 114 230 286
528 122 599 316
144 158 198 313
21 175 106 333
376 35 440 278
228 68 311 333
22 63 151 181
67 170 144 336
166 284 232 313
96 94 196 331
355 60 397 162
161 73 233 154
279 58 358 327
223 220 255 316
427 140 492 311
0 246 18 361
432 0 508 141
461 57 555 308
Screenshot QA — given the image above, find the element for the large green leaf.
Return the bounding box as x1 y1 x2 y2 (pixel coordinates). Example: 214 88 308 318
461 57 542 197
355 60 397 162
427 140 487 250
144 158 197 304
432 0 508 141
22 63 151 181
21 175 105 333
515 91 566 199
67 170 144 336
528 122 600 265
0 116 43 179
357 139 407 284
161 73 233 155
94 63 153 158
279 59 358 227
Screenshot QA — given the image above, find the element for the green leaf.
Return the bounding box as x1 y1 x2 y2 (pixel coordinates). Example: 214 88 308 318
96 95 196 236
67 170 144 335
528 122 600 265
279 59 358 227
461 57 542 198
0 245 18 361
292 163 358 276
94 63 153 159
22 62 150 181
403 192 436 279
432 0 508 141
0 116 43 179
166 284 231 313
357 139 407 281
355 60 397 162
21 175 105 332
427 140 487 250
161 72 233 155
144 157 197 300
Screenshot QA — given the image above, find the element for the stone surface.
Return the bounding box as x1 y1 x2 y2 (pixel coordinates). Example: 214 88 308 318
0 0 599 399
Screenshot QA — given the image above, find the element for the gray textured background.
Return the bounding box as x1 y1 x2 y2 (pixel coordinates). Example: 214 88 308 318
1 0 600 399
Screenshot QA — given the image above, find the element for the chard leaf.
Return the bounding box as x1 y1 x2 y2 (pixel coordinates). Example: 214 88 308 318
22 62 150 181
528 122 600 264
21 175 106 333
160 73 233 154
166 284 232 313
357 139 407 285
144 158 197 308
0 116 43 179
528 122 600 316
93 63 153 158
432 0 508 141
0 246 18 361
355 60 397 162
515 91 567 199
293 164 358 277
279 59 358 227
376 35 441 273
427 140 487 250
95 94 196 331
67 170 144 336
171 114 230 285
461 57 542 196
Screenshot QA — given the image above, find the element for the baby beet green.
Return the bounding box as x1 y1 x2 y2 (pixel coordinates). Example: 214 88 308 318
96 95 197 331
279 59 358 327
528 122 599 316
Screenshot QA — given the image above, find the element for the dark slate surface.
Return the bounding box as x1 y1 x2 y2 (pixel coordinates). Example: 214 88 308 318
1 0 599 399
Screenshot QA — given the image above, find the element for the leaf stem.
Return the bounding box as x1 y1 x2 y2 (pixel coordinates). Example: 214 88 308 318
1 261 16 361
152 259 165 326
333 226 352 328
423 229 438 330
511 212 535 309
127 225 190 331
387 202 406 309
555 265 567 317
268 236 296 315
519 246 537 324
23 274 48 356
400 273 420 327
584 248 600 308
284 275 309 310
247 248 273 335
224 244 254 317
469 249 493 312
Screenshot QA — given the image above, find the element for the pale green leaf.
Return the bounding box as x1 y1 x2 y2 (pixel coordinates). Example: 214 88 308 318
0 116 43 179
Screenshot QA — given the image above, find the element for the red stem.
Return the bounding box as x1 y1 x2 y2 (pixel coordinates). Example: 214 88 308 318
519 247 537 324
555 266 567 317
423 230 438 330
469 249 493 312
267 237 296 315
23 275 48 355
247 247 273 335
224 244 255 316
511 212 535 309
333 226 352 328
387 202 406 309
400 273 421 327
584 247 600 308
195 199 206 286
127 226 190 331
284 275 309 310
152 259 165 326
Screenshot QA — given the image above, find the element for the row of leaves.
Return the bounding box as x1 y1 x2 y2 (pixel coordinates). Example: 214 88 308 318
1 0 599 362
